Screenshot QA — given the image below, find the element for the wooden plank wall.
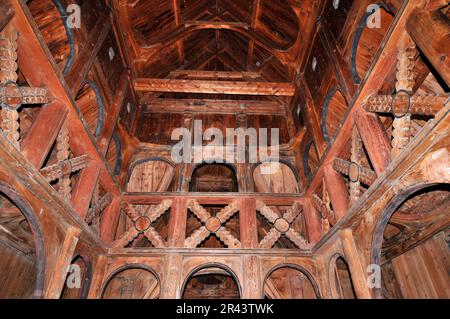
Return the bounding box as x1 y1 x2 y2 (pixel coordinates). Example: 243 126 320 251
391 232 450 299
0 242 36 298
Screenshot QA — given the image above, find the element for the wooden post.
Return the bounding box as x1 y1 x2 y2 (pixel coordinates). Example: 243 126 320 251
303 197 323 243
340 229 372 299
87 255 107 299
160 254 184 299
355 110 391 176
167 198 188 247
44 227 81 299
239 198 258 248
323 164 349 220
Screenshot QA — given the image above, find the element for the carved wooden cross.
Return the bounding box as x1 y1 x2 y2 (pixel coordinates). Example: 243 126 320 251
184 199 241 248
112 200 172 248
0 25 48 149
256 201 311 250
363 37 448 159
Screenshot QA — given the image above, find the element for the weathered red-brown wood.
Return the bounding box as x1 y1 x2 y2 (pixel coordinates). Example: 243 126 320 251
355 110 391 176
134 78 296 96
323 164 349 220
21 102 68 169
0 0 14 32
406 8 450 85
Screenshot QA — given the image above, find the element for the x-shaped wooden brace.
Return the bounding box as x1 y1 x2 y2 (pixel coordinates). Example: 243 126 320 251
184 199 241 248
256 201 312 250
112 199 172 249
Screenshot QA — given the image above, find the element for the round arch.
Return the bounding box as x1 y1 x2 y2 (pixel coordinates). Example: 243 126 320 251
263 263 321 299
371 182 449 299
181 262 242 299
101 263 161 299
0 183 46 299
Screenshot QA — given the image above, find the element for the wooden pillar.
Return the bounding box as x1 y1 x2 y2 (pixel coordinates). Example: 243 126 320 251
239 197 258 248
340 229 372 299
323 164 349 220
303 198 323 243
239 198 262 299
87 255 107 299
355 110 391 176
406 8 450 86
167 198 188 247
160 254 184 299
44 227 81 299
21 102 68 169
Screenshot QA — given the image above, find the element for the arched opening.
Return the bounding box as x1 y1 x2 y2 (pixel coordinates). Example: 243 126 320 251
322 89 349 143
102 266 160 299
0 188 44 299
304 141 320 181
263 266 319 299
106 132 122 176
127 159 175 192
351 5 394 83
253 162 299 194
330 256 356 299
60 255 91 299
182 265 241 299
75 81 104 138
190 163 238 192
373 184 450 299
28 0 76 75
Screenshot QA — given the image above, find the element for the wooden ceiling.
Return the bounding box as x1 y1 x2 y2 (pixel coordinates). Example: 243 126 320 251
111 0 316 82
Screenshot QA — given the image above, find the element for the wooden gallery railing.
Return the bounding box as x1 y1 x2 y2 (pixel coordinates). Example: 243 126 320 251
116 194 312 250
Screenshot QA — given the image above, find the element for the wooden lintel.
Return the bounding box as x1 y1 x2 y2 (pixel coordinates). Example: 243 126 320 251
144 98 285 115
134 78 296 96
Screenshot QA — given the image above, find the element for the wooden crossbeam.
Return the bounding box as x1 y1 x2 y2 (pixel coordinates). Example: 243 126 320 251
170 70 261 80
183 20 250 29
134 78 296 96
144 98 285 115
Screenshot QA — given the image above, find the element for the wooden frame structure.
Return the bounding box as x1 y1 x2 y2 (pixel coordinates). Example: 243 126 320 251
0 0 448 299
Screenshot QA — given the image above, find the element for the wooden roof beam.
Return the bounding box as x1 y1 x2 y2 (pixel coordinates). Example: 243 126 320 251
144 98 285 115
134 78 296 96
169 70 261 80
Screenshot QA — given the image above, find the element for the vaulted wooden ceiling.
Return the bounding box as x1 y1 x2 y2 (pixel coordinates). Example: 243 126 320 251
111 0 319 82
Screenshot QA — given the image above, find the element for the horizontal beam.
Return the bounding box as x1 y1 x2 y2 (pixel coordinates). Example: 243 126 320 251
170 70 261 80
183 20 250 29
144 98 285 115
134 78 296 96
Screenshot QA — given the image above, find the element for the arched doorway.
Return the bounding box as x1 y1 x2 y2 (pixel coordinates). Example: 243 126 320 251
253 162 299 193
102 265 161 299
127 159 175 193
60 255 91 299
330 256 356 299
190 163 238 192
182 265 241 299
372 184 450 299
263 266 319 299
0 187 45 298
